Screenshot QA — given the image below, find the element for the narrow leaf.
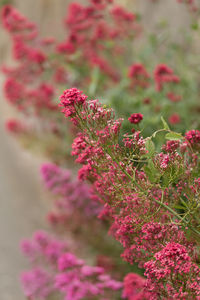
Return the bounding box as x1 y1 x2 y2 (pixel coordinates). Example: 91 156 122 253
145 139 155 157
161 116 170 130
165 132 183 141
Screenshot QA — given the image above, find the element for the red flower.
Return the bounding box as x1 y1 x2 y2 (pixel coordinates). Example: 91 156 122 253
123 273 150 300
5 119 25 134
168 113 181 124
154 64 180 92
128 113 143 124
143 97 151 104
128 63 149 88
185 130 200 149
167 92 182 102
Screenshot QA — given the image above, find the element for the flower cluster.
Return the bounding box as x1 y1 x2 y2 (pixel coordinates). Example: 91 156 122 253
21 231 122 300
1 2 141 161
154 64 180 92
40 162 102 226
61 88 200 298
5 118 27 134
58 0 139 80
128 113 143 124
185 129 200 150
1 5 36 36
2 2 200 164
128 63 150 89
121 61 185 130
123 273 151 300
56 252 122 300
144 242 200 299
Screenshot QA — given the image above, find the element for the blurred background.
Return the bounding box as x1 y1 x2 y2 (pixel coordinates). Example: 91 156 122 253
0 0 195 298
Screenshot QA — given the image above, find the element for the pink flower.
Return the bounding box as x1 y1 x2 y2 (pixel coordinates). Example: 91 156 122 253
144 243 200 298
167 92 182 102
128 63 149 88
111 6 135 22
123 273 150 300
154 64 180 91
4 78 25 108
5 119 25 134
185 130 200 150
58 253 84 271
162 140 180 153
56 39 76 54
1 5 36 34
168 113 181 124
128 113 143 124
20 268 53 299
60 88 87 107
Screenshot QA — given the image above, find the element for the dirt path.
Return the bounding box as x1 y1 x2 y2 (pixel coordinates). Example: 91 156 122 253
0 78 48 299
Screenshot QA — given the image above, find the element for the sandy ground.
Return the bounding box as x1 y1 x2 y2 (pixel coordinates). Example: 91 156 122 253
0 77 48 299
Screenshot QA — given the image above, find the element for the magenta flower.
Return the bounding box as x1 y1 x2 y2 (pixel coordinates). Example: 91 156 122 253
128 113 143 124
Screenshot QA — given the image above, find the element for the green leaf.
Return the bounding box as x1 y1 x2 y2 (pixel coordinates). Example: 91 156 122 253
144 166 155 183
162 172 172 187
144 160 160 183
161 116 170 130
145 139 155 158
165 132 183 141
174 205 186 210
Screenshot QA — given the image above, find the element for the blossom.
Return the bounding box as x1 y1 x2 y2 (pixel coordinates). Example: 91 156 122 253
58 253 84 270
167 92 182 102
168 113 181 124
60 87 87 108
128 63 149 88
61 88 200 299
4 77 25 108
54 67 68 84
1 5 36 34
5 119 25 134
111 6 135 22
162 140 180 153
20 268 54 299
56 39 76 54
40 162 101 224
185 129 200 150
21 230 122 300
123 273 150 300
144 243 200 298
154 64 180 91
128 113 143 124
55 255 122 300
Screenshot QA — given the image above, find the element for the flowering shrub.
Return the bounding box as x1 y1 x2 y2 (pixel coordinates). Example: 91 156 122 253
41 162 102 226
1 1 140 161
21 231 122 300
2 1 200 299
40 162 138 278
60 87 200 298
144 242 200 299
2 1 200 161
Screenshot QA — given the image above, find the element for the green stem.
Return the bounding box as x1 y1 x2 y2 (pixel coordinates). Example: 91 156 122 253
106 146 200 237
